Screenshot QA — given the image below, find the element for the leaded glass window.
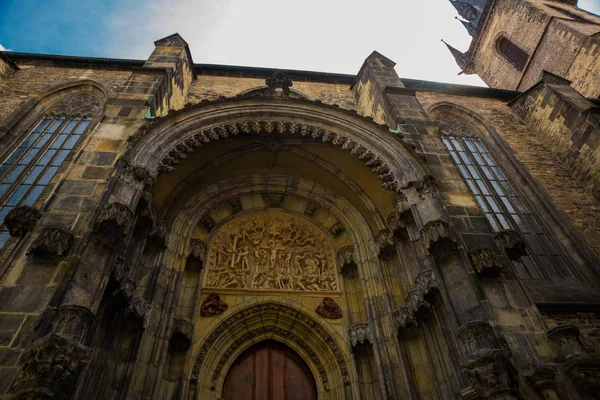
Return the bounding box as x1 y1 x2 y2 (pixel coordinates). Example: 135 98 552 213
436 113 572 280
0 93 101 248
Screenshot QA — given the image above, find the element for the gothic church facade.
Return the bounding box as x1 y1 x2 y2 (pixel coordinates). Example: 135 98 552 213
0 0 599 399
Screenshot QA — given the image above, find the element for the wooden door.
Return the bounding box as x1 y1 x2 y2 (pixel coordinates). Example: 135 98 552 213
222 340 317 400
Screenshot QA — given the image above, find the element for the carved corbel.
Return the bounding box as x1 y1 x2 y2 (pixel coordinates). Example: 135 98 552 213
458 320 498 355
200 293 228 317
11 333 91 400
188 238 207 266
547 324 588 359
95 202 134 244
170 317 194 351
147 220 170 248
395 269 438 329
4 205 41 237
27 226 74 258
315 297 343 320
463 349 520 400
128 164 154 185
337 245 356 274
422 220 455 261
469 247 503 278
348 322 373 348
374 229 396 260
124 297 151 327
51 305 94 343
493 229 527 260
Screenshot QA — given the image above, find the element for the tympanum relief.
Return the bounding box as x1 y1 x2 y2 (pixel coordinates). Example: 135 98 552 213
203 212 338 291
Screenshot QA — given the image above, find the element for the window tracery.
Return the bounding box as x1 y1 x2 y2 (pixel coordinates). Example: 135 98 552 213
0 92 101 247
437 113 571 280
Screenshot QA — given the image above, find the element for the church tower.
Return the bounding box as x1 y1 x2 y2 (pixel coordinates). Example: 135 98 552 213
446 0 600 97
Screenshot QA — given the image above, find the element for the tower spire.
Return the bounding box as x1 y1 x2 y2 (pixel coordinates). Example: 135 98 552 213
449 1 478 21
441 40 476 75
455 16 475 36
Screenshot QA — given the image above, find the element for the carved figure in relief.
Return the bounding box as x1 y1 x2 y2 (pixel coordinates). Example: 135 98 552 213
204 212 338 291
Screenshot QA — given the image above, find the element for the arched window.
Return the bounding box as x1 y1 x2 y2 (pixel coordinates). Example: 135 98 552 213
0 92 101 247
436 113 571 280
497 37 529 71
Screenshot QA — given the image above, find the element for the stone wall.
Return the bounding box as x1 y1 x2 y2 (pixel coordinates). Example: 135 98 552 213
417 90 600 258
187 75 356 110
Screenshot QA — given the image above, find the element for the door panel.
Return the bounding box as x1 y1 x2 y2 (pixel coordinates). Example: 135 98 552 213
222 340 317 400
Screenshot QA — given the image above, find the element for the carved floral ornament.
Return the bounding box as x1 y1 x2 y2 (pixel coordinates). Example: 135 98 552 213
394 269 438 329
4 205 41 237
11 333 92 400
154 119 407 192
348 322 373 347
191 302 350 391
203 212 339 292
27 226 74 258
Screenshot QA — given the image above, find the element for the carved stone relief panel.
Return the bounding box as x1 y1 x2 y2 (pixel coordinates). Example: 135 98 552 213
203 212 338 291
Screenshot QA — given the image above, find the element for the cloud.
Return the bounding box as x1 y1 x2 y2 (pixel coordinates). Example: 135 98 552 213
0 44 11 51
101 0 486 86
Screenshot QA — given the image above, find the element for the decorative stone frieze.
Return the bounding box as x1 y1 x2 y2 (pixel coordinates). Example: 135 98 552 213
199 214 216 232
124 297 150 326
51 305 94 343
316 297 343 320
188 238 207 263
200 293 228 317
493 229 527 260
337 245 356 273
348 322 372 348
469 247 503 277
374 229 396 260
4 205 41 237
203 212 338 291
95 202 134 244
422 220 455 261
330 222 345 238
463 349 519 400
147 220 170 248
11 333 91 400
27 226 74 258
395 269 438 329
458 321 497 355
547 324 587 359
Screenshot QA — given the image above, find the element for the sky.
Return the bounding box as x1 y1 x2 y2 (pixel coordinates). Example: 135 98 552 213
1 0 599 87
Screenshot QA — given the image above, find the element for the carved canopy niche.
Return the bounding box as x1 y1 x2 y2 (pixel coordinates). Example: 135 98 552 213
203 211 339 292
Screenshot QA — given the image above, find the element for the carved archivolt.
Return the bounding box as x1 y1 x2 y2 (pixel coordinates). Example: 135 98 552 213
191 302 350 391
203 212 338 292
155 120 403 191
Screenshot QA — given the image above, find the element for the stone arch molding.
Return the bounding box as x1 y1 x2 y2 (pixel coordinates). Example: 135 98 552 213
190 301 350 398
129 96 426 192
